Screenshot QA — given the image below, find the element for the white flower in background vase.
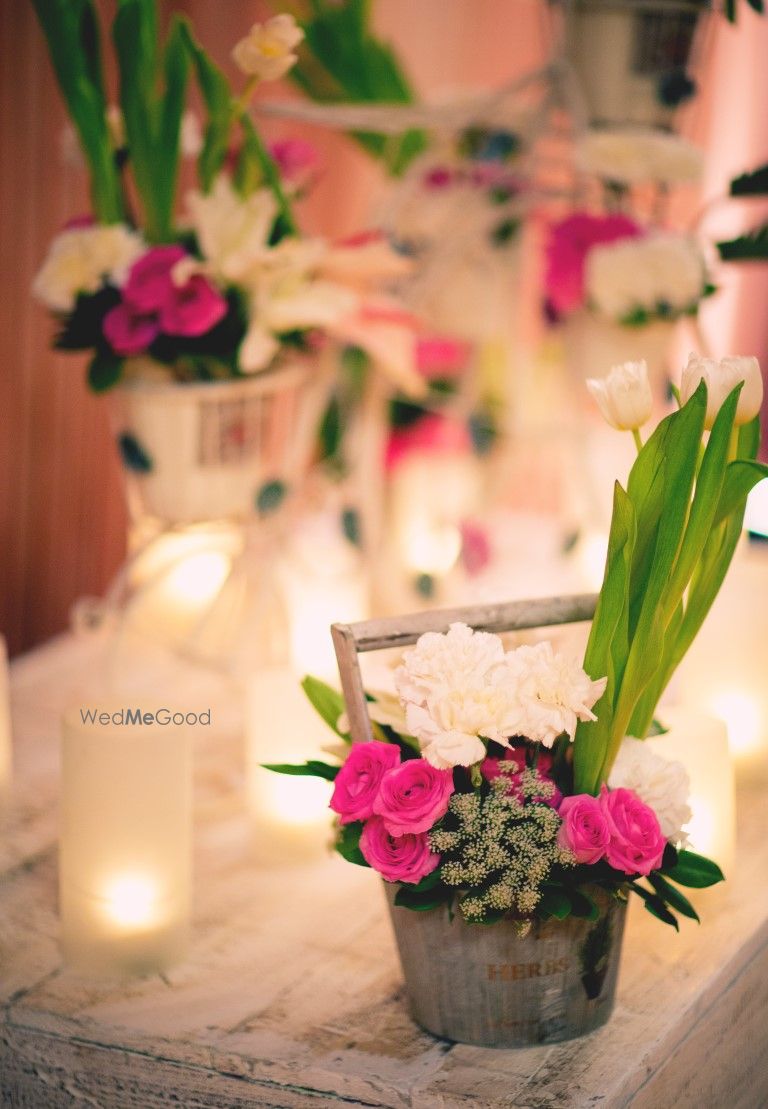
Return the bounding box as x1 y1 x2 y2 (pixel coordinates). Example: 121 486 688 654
33 224 145 311
586 233 706 321
186 175 277 283
232 13 304 81
608 737 692 842
503 642 607 748
587 360 653 431
395 622 506 706
578 127 704 187
680 353 763 429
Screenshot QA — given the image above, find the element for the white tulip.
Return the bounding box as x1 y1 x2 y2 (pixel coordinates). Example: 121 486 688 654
680 352 763 428
232 14 304 81
586 360 653 431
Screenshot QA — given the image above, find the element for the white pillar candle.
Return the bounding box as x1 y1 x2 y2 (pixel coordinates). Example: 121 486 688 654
648 707 736 874
676 541 768 776
246 667 334 861
0 636 12 810
60 704 192 974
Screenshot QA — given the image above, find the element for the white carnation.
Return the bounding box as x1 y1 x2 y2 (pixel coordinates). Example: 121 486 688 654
587 233 706 321
608 737 692 842
33 224 144 312
395 622 505 707
579 127 704 186
503 642 607 748
405 702 489 769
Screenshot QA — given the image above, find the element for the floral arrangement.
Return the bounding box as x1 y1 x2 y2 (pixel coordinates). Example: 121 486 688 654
32 2 418 394
577 127 703 189
544 212 711 327
271 353 767 931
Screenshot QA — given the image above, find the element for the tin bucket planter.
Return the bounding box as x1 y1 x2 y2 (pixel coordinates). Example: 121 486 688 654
332 593 630 1049
112 360 325 526
560 0 710 128
385 882 627 1047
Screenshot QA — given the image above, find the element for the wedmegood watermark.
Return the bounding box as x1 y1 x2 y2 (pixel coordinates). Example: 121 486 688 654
79 708 212 726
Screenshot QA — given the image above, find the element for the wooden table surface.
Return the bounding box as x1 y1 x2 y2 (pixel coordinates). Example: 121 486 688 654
1 634 768 1108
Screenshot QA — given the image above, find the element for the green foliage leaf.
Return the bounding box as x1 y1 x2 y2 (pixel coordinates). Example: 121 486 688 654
718 223 768 262
662 850 724 889
630 882 679 930
649 873 700 921
730 162 768 196
335 821 368 867
394 883 452 912
537 885 572 920
262 759 339 781
32 0 124 222
301 676 348 738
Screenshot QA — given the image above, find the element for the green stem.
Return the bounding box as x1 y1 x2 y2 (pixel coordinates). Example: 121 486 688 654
632 428 643 453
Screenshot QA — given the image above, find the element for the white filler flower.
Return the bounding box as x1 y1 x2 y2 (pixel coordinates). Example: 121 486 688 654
608 737 692 842
579 127 704 187
586 233 705 321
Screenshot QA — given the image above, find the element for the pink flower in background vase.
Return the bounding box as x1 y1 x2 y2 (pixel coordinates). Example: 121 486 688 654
544 212 643 317
329 741 401 825
459 520 492 576
123 245 186 313
557 793 611 864
269 137 319 188
360 817 440 883
102 304 160 356
600 786 666 876
373 759 454 836
385 413 472 471
159 273 227 337
416 335 473 379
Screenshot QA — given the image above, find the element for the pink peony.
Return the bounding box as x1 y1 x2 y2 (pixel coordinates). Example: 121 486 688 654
123 245 186 313
360 816 440 884
600 786 666 876
557 793 611 864
159 273 227 337
329 741 400 825
373 759 454 836
544 212 643 317
102 303 159 355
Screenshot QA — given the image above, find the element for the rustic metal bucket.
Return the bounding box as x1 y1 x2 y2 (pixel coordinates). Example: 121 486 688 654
385 883 627 1048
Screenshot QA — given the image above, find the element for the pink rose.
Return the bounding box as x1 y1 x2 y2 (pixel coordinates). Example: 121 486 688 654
360 816 440 884
103 303 159 355
330 741 400 825
385 413 472 472
600 786 666 876
557 794 611 864
123 245 186 313
416 335 473 379
159 273 227 337
545 212 643 316
373 759 454 836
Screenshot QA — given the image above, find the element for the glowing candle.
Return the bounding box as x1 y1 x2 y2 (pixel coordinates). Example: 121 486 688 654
246 667 334 860
60 703 192 974
676 540 768 776
648 707 736 874
0 636 12 810
126 524 239 645
390 453 481 579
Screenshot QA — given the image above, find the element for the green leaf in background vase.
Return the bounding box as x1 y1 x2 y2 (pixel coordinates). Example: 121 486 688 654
88 351 124 392
117 431 152 473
